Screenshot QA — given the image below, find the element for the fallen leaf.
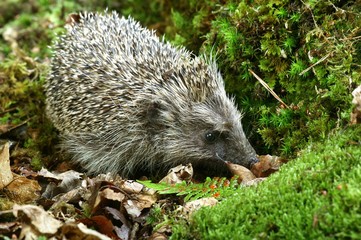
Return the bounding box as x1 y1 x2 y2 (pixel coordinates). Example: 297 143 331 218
114 224 131 240
12 204 62 235
226 162 257 183
50 186 84 210
121 180 144 193
251 155 286 178
105 206 132 239
38 167 83 182
93 187 125 213
183 197 218 215
0 222 20 235
105 206 131 226
241 178 266 186
80 215 118 239
5 175 41 203
39 168 83 199
160 164 193 184
91 185 126 215
123 189 157 218
0 124 14 134
124 199 142 218
148 230 169 240
0 142 13 189
60 222 112 240
100 187 126 202
351 84 361 124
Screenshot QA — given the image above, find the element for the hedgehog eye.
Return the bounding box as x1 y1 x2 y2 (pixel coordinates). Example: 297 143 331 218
204 131 220 144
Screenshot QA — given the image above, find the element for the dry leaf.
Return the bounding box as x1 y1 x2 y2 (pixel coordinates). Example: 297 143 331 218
241 178 266 186
351 85 361 124
50 187 84 211
0 124 13 134
121 180 144 193
148 232 168 240
91 186 126 215
101 187 126 202
5 175 41 203
39 168 83 199
79 215 118 239
124 200 142 218
114 224 132 240
12 204 62 235
124 191 157 218
105 206 131 226
60 222 112 240
251 155 286 178
183 197 218 215
0 142 13 189
38 167 83 182
160 164 193 184
0 222 20 235
226 162 257 183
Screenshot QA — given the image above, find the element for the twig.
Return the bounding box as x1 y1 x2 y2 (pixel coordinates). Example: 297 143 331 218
299 52 331 76
248 69 290 109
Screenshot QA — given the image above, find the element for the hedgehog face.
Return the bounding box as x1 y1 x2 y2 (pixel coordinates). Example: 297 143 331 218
201 126 258 169
187 98 259 175
147 90 259 178
144 62 259 177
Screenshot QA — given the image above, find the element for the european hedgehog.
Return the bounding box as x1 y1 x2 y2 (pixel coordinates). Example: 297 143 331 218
45 11 259 179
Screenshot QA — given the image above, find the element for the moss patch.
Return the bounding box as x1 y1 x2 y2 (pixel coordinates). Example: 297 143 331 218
173 126 361 239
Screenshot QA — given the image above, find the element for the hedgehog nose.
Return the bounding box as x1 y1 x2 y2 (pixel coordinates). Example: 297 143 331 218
248 156 259 169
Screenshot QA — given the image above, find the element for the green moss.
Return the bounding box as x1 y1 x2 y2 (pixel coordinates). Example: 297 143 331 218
191 0 361 156
171 125 361 239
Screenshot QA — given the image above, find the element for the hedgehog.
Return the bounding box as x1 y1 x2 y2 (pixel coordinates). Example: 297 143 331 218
45 11 259 179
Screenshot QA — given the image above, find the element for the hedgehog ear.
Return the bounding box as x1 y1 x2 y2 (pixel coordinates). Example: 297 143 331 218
146 101 166 128
147 101 161 120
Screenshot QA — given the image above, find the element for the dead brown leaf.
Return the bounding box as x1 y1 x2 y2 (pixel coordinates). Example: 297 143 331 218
226 162 257 183
2 154 288 239
226 155 286 185
251 155 286 178
79 215 118 239
0 124 14 134
92 186 126 215
0 142 13 189
50 187 85 212
12 204 62 235
0 222 20 235
183 197 218 215
5 175 41 203
76 177 159 239
122 182 157 218
121 180 144 193
148 232 168 240
351 85 361 124
0 142 41 203
39 168 83 199
160 164 193 184
60 222 112 240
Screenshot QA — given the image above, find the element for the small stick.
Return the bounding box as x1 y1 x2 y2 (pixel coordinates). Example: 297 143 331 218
249 69 290 109
299 52 330 76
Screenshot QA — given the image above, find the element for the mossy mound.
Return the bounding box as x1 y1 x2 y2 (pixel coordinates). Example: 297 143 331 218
173 125 361 239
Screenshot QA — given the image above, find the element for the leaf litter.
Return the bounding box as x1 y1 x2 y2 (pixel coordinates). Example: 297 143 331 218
0 139 286 239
